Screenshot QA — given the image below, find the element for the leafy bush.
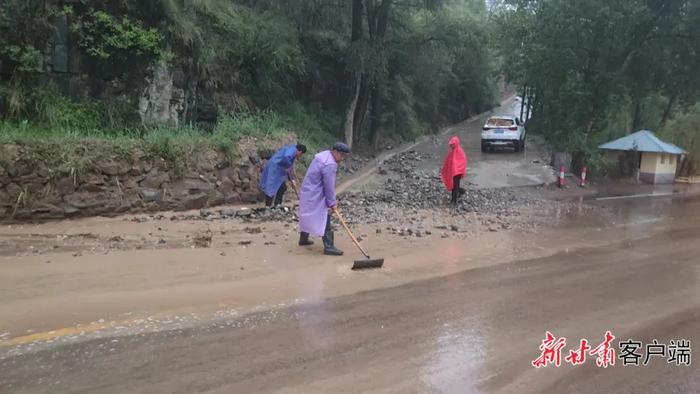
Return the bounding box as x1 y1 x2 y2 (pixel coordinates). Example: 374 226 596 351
74 9 168 62
661 103 700 175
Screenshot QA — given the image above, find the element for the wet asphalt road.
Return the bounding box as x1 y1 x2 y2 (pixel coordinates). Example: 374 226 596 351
437 98 555 189
2 196 699 393
347 97 555 194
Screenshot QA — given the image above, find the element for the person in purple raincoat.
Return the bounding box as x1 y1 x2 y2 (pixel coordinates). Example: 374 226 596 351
259 144 307 207
298 142 350 255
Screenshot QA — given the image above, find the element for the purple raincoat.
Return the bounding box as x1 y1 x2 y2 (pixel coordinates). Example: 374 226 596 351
298 150 338 236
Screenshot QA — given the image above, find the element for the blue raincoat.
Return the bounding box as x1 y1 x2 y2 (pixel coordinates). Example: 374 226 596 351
259 145 298 198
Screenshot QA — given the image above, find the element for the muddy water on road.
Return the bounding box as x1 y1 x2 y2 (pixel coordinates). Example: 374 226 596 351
1 196 699 393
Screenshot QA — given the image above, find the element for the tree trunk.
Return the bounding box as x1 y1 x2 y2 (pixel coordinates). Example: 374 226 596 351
660 93 677 129
343 0 364 147
526 88 534 120
519 85 527 121
375 0 392 36
344 74 362 148
366 0 392 148
353 77 371 142
351 0 363 41
369 83 382 147
631 96 642 133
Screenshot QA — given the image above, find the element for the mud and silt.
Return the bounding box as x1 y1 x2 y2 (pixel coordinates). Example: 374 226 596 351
1 99 698 393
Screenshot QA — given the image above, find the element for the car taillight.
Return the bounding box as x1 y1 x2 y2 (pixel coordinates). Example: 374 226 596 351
483 126 491 131
508 126 518 131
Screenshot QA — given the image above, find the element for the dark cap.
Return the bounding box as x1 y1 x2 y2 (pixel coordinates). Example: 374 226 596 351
332 142 351 154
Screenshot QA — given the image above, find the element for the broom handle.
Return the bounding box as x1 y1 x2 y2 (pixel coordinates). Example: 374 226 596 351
333 208 370 259
291 181 300 199
289 171 300 199
290 167 301 200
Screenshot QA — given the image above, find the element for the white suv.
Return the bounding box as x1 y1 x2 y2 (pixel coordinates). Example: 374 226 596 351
481 116 526 153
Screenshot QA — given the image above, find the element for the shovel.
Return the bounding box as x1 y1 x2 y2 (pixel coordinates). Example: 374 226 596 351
333 208 384 270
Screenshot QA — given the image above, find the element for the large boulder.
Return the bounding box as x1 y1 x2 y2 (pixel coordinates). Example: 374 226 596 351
217 178 235 195
140 170 171 189
139 188 162 203
63 192 107 209
173 177 214 195
181 193 209 210
98 160 129 176
55 177 75 195
81 173 106 185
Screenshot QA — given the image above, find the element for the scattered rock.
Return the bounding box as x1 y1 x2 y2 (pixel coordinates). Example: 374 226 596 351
244 227 262 234
200 208 212 218
238 240 252 246
193 229 213 248
450 225 459 232
63 205 80 216
235 208 252 218
215 160 231 170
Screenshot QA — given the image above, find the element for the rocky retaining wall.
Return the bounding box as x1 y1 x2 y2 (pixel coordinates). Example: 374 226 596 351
0 145 269 222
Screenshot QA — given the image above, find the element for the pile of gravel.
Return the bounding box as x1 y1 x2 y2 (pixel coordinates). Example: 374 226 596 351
336 150 544 224
153 150 549 232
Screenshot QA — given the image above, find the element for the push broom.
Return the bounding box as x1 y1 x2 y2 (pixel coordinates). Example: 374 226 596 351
333 208 384 270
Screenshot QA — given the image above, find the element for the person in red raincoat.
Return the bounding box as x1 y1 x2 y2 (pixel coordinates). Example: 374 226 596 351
441 136 468 204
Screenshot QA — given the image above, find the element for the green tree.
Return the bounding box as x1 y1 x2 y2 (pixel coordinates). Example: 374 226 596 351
493 0 700 170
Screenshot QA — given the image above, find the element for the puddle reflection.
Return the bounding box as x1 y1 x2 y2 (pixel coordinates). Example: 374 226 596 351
420 316 487 394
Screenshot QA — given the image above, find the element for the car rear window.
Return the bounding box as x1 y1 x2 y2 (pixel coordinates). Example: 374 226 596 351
486 118 514 127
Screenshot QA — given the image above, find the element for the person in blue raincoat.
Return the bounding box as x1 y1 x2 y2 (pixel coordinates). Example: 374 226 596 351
259 143 307 207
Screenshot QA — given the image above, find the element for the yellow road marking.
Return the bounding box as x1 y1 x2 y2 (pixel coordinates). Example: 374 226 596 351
0 319 134 347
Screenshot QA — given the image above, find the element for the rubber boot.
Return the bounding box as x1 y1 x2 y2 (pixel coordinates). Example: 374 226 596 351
298 232 314 246
323 231 343 256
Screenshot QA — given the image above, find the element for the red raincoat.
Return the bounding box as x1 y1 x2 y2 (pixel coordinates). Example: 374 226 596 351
440 136 467 191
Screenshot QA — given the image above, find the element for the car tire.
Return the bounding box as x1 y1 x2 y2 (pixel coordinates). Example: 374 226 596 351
521 139 526 150
481 141 488 153
513 141 520 153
